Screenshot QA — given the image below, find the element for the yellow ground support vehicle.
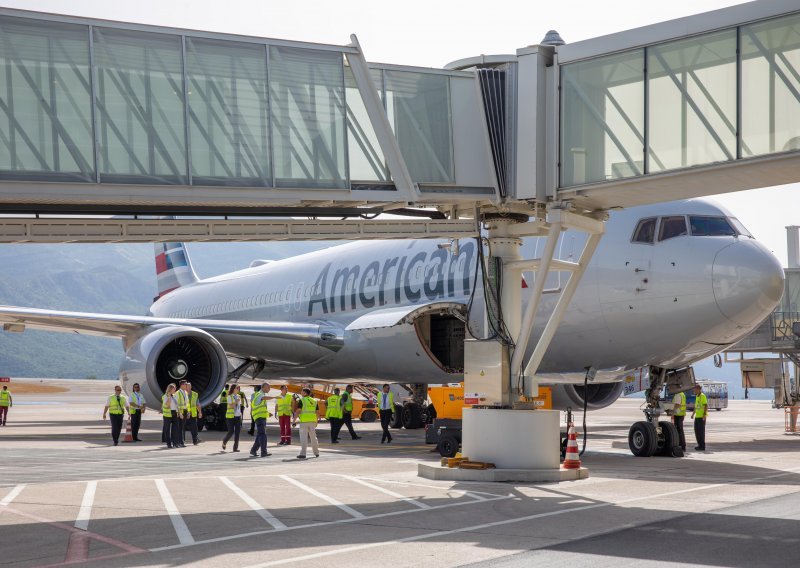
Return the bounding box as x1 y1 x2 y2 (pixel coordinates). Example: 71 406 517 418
425 384 552 456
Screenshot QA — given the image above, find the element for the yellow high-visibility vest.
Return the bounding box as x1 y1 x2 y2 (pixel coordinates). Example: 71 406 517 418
674 391 686 417
695 392 708 418
326 395 342 420
277 393 293 417
0 390 10 407
107 395 126 415
299 396 318 423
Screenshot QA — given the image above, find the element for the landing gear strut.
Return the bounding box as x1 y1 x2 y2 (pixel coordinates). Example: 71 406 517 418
627 367 683 458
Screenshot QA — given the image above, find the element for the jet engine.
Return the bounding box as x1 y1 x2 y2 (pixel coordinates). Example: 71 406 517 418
550 382 624 411
119 326 228 409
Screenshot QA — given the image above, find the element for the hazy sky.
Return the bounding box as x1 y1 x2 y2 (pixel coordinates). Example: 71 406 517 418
3 0 798 263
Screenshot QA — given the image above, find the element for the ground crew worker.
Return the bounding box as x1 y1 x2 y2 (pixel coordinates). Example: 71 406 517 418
671 388 687 452
222 385 243 452
175 380 189 448
293 387 319 459
102 385 129 446
162 383 180 449
691 384 708 451
182 381 203 445
219 383 229 424
240 386 249 433
326 388 343 443
250 382 271 457
378 384 394 444
248 385 261 436
340 385 361 440
129 383 145 441
0 385 12 426
275 385 293 445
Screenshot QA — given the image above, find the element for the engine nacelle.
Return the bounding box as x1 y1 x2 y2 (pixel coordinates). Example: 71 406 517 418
119 326 228 410
550 382 624 411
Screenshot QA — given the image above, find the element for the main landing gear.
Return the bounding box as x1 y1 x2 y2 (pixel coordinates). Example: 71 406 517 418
627 367 683 458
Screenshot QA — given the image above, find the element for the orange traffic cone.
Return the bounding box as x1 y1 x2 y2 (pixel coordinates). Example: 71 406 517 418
123 416 133 443
562 425 581 469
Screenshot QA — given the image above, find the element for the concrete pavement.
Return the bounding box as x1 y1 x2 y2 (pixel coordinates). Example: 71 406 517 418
1 379 799 567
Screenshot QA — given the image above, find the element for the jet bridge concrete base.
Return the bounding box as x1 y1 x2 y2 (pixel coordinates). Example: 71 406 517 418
418 463 589 483
419 406 588 482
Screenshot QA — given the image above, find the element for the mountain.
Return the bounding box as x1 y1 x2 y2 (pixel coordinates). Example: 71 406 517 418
0 241 333 379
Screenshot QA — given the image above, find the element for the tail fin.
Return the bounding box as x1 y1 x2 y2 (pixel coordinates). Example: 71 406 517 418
154 242 199 300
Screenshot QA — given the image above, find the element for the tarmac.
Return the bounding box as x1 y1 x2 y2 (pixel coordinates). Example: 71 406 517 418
1 378 800 568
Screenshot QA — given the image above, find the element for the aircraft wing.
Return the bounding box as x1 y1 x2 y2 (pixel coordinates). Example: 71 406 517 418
0 305 343 350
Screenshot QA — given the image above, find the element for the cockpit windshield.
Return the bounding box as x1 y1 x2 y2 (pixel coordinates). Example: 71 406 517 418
632 215 753 244
689 216 737 237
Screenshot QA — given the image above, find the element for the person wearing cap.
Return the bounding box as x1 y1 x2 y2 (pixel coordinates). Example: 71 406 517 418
129 383 145 442
0 385 12 426
102 385 129 446
250 382 272 458
293 387 319 459
691 384 709 451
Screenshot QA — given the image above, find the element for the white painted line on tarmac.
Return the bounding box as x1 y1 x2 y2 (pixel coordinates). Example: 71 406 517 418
339 475 431 509
74 480 97 531
463 491 487 501
240 466 800 568
151 493 513 552
0 484 25 506
219 476 287 530
279 475 365 519
155 479 195 545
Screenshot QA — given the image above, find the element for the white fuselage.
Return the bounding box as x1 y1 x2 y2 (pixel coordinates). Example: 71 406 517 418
149 199 784 384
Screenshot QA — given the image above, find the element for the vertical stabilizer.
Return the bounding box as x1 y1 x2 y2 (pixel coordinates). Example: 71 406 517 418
154 242 199 300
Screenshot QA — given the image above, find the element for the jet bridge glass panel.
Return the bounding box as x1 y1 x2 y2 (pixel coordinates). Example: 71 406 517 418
186 37 270 187
344 65 388 182
0 16 94 182
648 30 737 172
560 50 644 186
559 11 800 190
384 70 454 184
741 14 800 157
269 46 347 189
93 27 188 185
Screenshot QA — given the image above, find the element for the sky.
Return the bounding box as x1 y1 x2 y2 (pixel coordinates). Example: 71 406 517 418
3 0 797 264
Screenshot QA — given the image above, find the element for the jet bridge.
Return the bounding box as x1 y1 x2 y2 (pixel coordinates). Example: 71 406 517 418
2 1 800 469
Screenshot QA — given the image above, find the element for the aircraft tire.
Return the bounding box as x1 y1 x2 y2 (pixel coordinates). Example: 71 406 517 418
656 421 681 457
401 402 424 429
390 404 404 429
628 421 657 457
438 432 460 458
360 410 377 423
421 404 437 424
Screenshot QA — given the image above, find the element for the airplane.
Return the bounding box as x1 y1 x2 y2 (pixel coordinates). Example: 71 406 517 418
0 197 784 440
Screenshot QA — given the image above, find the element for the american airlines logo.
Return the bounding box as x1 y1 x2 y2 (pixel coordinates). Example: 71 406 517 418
308 241 475 316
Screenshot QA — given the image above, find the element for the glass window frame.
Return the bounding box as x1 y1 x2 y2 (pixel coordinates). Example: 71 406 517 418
631 217 658 244
658 215 689 242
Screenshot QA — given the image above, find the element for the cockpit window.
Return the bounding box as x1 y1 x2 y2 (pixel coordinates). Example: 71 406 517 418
729 217 753 238
689 216 737 236
632 217 656 244
659 216 688 241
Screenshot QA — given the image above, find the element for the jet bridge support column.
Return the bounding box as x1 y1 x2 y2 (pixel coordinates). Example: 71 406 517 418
455 206 604 477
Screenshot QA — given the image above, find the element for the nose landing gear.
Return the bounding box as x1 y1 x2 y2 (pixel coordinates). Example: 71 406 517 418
627 367 684 458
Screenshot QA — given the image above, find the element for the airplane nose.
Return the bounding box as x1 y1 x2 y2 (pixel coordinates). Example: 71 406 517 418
712 240 784 327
